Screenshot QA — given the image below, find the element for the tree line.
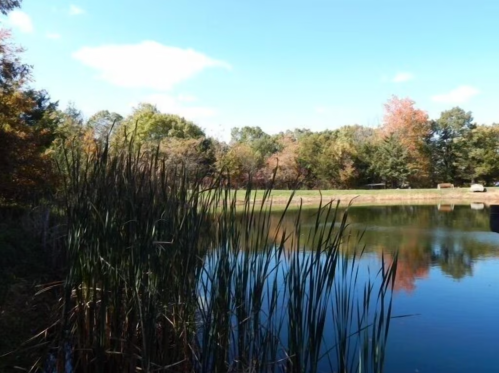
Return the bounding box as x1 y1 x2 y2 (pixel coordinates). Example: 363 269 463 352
84 98 499 191
2 5 499 202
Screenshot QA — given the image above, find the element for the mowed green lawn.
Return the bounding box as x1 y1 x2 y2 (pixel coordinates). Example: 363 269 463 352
228 187 499 205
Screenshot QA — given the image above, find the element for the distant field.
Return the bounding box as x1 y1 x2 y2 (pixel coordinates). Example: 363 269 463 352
231 187 499 206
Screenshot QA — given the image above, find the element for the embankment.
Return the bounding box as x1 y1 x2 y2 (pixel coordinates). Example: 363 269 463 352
235 187 499 206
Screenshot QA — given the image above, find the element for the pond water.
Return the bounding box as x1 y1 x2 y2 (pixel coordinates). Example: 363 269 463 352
277 203 499 373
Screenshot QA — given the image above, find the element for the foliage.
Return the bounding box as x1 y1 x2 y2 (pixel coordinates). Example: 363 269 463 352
0 30 59 202
430 107 475 184
264 134 305 189
158 136 217 179
86 109 123 141
381 96 431 186
454 125 499 184
296 130 337 188
217 142 261 187
370 134 414 187
0 0 21 15
231 125 281 159
118 103 205 144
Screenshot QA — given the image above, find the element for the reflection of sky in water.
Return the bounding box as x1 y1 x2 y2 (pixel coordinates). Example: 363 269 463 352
386 258 499 373
280 205 499 372
346 207 499 373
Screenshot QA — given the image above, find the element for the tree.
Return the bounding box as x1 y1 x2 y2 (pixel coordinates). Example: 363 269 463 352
431 107 475 183
333 125 376 188
159 137 216 179
118 103 205 144
454 125 499 184
0 0 21 15
381 96 431 186
217 143 261 188
87 110 123 141
0 30 59 201
296 131 337 188
370 134 413 188
231 126 280 164
264 134 305 189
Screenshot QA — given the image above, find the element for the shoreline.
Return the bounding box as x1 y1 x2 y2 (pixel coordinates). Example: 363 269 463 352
234 187 499 206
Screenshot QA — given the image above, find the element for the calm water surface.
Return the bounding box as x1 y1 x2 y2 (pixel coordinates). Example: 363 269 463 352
272 203 499 373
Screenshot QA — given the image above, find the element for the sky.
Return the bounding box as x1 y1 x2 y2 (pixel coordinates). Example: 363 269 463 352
2 0 499 140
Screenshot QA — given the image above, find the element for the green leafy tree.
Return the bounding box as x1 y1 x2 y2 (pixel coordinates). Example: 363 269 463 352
87 110 123 141
455 125 499 184
119 103 205 144
370 134 413 188
230 126 280 168
333 125 376 188
296 131 337 188
431 107 475 184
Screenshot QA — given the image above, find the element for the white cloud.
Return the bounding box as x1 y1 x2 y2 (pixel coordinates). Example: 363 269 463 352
138 94 217 120
69 5 85 16
46 32 61 40
432 85 480 104
6 11 34 33
392 72 414 83
72 41 231 91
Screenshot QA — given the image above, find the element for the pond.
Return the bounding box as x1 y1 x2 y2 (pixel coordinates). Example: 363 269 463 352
271 203 499 373
6 202 498 372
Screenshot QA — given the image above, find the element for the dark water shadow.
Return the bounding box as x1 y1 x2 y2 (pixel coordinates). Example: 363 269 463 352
490 205 499 233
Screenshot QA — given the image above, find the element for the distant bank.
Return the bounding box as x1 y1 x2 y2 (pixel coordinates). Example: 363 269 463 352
234 187 499 206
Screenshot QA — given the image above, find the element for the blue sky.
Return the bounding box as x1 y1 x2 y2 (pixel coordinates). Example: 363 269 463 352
2 0 499 140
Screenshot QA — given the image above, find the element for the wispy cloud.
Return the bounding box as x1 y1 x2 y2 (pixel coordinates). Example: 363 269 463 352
432 85 480 104
6 10 34 33
391 72 414 83
72 40 231 91
69 4 85 16
46 32 62 40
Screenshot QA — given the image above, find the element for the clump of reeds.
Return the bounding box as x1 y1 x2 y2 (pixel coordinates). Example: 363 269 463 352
15 134 397 373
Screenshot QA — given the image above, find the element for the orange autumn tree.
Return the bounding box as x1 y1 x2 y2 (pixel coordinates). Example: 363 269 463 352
0 29 59 202
381 95 432 187
264 133 305 189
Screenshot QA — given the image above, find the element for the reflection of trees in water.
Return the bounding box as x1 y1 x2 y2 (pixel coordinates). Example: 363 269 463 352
491 205 499 234
347 205 491 232
257 205 499 293
433 245 472 279
380 250 429 293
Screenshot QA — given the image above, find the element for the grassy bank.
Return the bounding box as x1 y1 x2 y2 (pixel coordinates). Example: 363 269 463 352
232 187 499 206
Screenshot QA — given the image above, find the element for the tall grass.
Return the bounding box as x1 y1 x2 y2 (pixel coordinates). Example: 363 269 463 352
18 135 397 373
